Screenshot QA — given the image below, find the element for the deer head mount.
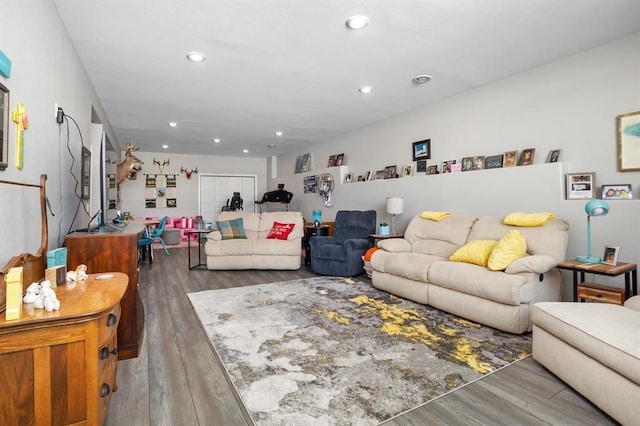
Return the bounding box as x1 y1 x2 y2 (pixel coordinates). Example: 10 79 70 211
116 142 144 185
153 158 170 173
180 166 198 180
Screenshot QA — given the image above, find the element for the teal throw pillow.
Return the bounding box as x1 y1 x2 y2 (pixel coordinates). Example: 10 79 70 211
216 218 247 240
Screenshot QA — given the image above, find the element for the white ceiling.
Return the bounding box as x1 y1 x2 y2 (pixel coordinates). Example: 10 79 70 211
53 0 640 158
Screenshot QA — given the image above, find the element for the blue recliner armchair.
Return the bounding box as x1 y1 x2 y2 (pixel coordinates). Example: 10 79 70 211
310 210 377 277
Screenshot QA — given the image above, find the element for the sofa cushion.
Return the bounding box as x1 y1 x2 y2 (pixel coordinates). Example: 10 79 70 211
404 215 477 258
216 218 247 240
429 261 531 305
487 229 527 271
419 211 453 221
267 221 296 240
259 212 305 239
503 212 555 226
533 302 640 385
449 240 498 266
467 216 569 262
625 295 640 311
371 251 444 283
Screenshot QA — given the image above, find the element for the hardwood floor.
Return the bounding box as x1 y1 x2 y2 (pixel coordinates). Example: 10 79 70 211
106 247 618 425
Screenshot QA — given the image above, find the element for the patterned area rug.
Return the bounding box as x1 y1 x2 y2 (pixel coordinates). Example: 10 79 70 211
188 277 531 425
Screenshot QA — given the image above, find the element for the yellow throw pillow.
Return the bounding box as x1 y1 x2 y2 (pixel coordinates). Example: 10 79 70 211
449 240 498 266
487 230 527 271
503 212 555 227
420 211 453 221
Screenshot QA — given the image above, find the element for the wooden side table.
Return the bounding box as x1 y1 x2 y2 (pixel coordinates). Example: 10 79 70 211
557 259 638 303
369 233 404 245
303 225 330 266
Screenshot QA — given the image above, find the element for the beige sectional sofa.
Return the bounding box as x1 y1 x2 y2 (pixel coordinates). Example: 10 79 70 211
205 211 304 270
370 214 569 334
532 297 640 424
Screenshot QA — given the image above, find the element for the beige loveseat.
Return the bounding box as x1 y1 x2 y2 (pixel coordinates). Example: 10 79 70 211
532 297 640 424
370 214 569 334
205 211 304 270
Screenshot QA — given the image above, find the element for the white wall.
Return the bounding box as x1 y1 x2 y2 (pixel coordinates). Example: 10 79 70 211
276 32 640 300
116 151 266 219
0 0 118 267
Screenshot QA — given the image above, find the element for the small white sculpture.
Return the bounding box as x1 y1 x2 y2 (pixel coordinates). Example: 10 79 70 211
40 280 60 312
23 282 41 304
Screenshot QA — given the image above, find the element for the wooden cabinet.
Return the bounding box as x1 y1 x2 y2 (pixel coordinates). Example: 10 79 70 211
0 273 127 426
64 223 145 360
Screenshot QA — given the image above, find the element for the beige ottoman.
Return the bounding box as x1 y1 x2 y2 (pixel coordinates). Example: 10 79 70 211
532 298 640 425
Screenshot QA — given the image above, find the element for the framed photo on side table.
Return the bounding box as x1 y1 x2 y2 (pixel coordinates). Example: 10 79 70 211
602 245 620 266
566 172 595 200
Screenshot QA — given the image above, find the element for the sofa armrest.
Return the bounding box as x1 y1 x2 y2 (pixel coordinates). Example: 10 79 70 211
207 230 222 241
377 238 411 252
624 295 640 311
505 255 557 274
309 236 336 250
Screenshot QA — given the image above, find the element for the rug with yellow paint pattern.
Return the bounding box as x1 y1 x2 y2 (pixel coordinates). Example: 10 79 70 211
188 276 531 426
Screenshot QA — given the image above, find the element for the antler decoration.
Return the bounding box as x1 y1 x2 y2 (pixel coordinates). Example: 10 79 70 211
180 166 198 180
153 158 170 173
116 142 143 185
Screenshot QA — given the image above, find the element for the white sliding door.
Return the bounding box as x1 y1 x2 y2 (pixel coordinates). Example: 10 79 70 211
199 174 256 223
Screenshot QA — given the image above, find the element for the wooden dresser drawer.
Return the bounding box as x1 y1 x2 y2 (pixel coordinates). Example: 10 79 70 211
98 304 121 347
577 283 624 305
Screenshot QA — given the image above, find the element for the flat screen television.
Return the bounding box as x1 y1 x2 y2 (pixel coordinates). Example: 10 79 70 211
74 132 123 233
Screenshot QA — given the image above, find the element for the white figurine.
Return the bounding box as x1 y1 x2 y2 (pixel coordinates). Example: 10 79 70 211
40 280 60 312
23 282 41 304
67 264 88 282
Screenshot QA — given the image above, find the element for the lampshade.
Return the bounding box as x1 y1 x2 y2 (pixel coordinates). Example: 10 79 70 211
585 199 609 217
576 199 610 263
386 197 404 215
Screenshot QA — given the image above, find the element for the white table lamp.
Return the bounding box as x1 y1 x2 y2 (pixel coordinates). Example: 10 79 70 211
386 197 404 235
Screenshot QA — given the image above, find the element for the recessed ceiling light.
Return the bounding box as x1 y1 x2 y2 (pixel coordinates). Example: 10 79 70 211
267 144 276 148
213 138 221 143
275 131 283 136
186 51 206 62
359 85 374 94
168 121 178 127
346 15 369 30
412 74 432 84
243 149 249 153
162 144 168 149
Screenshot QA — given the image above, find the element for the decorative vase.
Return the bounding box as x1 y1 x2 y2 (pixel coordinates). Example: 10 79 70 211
379 225 390 235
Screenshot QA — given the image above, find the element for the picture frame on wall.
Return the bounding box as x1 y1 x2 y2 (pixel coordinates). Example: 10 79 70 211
518 148 535 166
617 110 640 171
566 172 595 200
412 139 431 161
0 82 8 171
472 156 485 170
546 149 561 163
503 150 518 167
427 165 439 175
485 154 504 169
602 184 632 199
461 157 473 171
384 165 397 179
416 160 427 173
602 245 620 266
442 160 456 173
401 164 413 177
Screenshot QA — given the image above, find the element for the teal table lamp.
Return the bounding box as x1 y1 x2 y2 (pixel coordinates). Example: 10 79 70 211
576 199 609 263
